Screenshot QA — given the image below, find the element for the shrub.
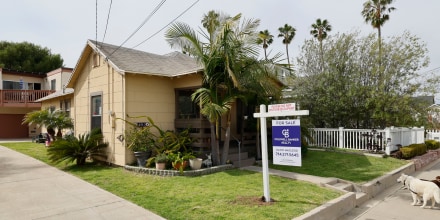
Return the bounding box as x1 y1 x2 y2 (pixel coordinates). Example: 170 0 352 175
425 140 440 150
399 143 427 159
47 128 108 165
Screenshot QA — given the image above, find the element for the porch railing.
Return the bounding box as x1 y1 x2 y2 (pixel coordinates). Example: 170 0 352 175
0 89 55 106
309 127 425 155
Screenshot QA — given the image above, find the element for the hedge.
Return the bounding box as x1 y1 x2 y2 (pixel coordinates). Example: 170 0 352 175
400 143 427 159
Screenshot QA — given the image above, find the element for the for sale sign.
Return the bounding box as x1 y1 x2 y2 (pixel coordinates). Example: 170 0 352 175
272 119 301 166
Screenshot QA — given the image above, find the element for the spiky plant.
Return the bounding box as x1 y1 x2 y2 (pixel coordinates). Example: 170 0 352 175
47 128 108 165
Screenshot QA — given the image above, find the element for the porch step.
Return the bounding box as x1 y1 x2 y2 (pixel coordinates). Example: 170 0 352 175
325 179 369 206
231 157 256 168
226 151 249 161
355 192 369 207
332 182 353 191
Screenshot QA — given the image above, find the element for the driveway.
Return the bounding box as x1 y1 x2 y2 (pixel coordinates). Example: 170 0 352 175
0 145 165 220
341 158 440 219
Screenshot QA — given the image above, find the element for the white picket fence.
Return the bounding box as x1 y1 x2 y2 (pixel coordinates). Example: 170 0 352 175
308 127 426 155
426 129 440 140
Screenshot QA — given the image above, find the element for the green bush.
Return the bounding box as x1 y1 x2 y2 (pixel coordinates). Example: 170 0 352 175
399 143 427 159
425 139 440 150
47 128 108 165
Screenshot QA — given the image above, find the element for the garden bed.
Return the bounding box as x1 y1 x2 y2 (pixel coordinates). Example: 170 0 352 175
124 164 233 177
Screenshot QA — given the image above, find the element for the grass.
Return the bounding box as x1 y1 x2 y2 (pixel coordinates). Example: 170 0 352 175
1 142 409 219
270 148 409 183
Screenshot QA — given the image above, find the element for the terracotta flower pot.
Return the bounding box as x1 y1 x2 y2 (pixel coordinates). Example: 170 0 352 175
173 160 188 171
156 162 166 170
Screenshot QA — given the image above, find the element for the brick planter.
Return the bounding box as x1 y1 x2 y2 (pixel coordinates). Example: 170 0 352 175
411 149 440 170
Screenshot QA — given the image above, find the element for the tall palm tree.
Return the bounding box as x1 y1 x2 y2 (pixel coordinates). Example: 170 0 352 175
361 0 396 62
166 11 283 165
201 10 220 46
310 18 332 70
256 29 274 60
278 24 296 72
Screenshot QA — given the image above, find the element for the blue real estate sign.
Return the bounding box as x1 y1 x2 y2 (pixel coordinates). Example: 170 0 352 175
272 119 301 166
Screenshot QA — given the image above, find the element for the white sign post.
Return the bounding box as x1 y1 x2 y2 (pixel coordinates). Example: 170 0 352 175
253 103 309 202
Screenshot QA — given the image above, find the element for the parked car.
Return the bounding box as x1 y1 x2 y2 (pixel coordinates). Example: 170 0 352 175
35 133 47 143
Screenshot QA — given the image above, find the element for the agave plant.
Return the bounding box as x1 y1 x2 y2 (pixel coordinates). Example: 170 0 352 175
47 128 108 165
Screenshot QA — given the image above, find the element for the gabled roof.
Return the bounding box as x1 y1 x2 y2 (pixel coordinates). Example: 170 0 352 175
90 40 201 76
67 40 202 88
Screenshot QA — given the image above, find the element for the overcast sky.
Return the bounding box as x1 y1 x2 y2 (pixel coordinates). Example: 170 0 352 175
2 0 439 75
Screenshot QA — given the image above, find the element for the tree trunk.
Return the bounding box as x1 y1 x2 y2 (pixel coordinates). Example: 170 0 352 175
221 122 231 164
210 122 220 166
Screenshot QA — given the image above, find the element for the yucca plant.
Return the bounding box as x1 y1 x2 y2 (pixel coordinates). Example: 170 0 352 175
47 128 108 165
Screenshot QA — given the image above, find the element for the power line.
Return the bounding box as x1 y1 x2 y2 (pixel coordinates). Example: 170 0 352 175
95 0 98 45
102 0 113 44
422 66 440 74
132 0 200 49
107 0 167 58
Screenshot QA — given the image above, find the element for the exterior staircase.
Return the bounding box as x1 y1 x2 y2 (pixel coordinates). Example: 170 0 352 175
324 178 369 207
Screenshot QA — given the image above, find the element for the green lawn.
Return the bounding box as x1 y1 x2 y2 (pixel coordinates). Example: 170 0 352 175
271 149 409 183
1 142 408 219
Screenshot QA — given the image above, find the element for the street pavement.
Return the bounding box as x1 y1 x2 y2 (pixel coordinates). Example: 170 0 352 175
340 158 440 220
0 144 165 220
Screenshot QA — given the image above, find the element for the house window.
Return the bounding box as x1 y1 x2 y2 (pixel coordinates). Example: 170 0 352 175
91 94 102 130
2 80 21 90
50 79 56 90
60 99 71 117
176 89 200 119
93 53 100 67
49 105 56 113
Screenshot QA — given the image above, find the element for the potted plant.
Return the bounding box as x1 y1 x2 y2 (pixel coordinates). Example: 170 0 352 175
125 126 155 167
189 153 203 170
154 152 168 170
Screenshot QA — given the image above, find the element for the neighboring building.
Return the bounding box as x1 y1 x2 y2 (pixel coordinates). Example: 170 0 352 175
0 68 71 138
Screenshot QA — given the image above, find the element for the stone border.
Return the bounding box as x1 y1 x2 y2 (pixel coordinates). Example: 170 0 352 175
124 164 233 177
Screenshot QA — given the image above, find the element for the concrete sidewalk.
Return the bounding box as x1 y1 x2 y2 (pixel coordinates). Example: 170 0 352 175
340 158 440 220
0 145 165 220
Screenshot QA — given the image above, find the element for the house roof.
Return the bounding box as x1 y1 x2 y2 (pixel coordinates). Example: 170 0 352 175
89 40 202 76
35 88 74 102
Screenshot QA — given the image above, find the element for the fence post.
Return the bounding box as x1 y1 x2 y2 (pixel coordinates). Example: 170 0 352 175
385 127 391 155
339 127 344 148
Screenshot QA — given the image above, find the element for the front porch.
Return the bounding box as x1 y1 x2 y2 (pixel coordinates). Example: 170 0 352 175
175 118 258 167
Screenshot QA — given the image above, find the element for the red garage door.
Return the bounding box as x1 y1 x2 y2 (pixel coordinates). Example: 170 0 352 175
0 114 29 138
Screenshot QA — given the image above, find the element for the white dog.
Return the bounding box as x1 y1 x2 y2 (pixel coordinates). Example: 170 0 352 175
397 173 440 209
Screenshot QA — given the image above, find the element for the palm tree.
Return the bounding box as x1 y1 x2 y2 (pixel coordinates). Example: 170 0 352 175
256 29 274 60
23 109 73 139
310 18 332 70
278 24 296 72
166 11 283 165
361 0 396 62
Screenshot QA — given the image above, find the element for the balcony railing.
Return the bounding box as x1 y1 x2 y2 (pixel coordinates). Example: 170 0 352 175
0 89 55 107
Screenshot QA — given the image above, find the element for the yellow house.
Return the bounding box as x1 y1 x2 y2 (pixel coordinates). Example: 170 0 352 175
38 40 259 167
62 40 207 166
